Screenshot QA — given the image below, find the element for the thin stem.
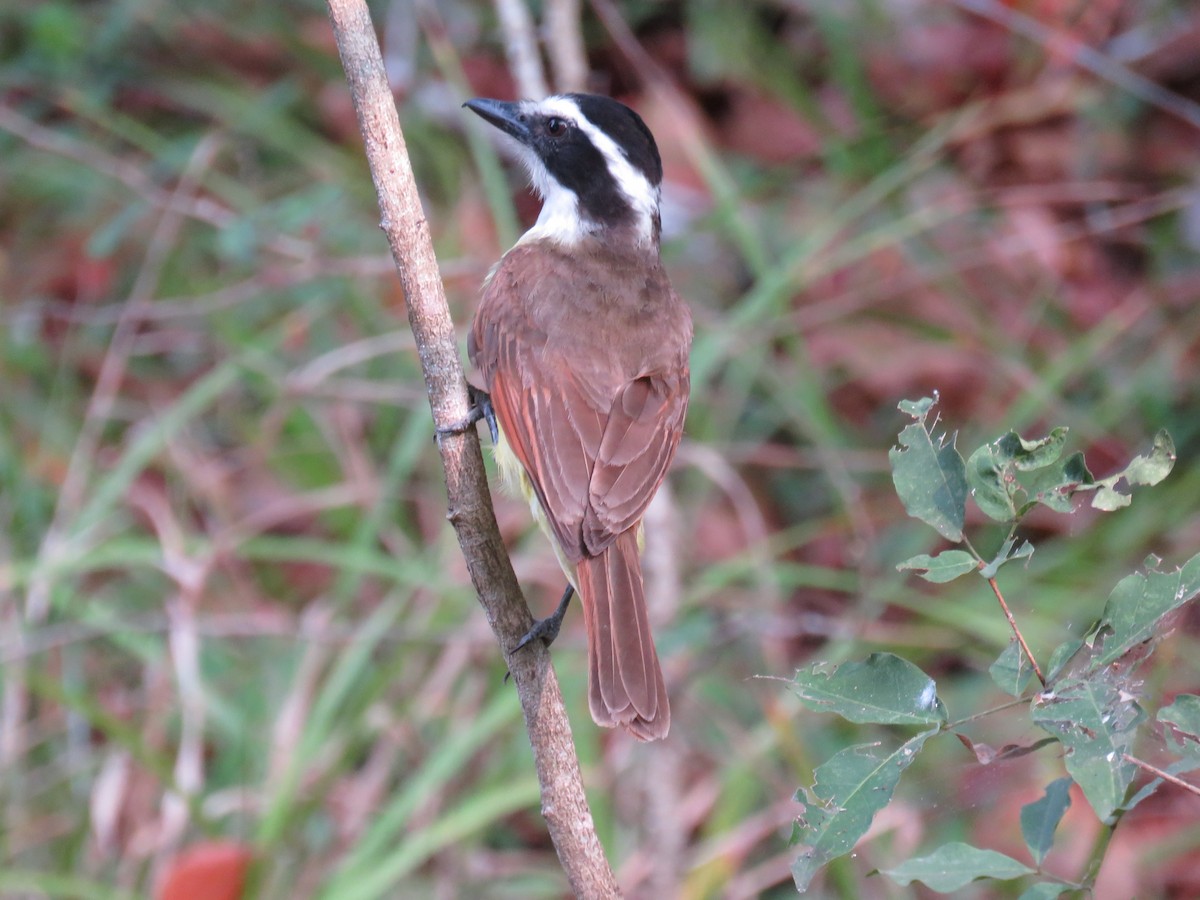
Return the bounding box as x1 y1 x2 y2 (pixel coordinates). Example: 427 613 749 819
944 695 1030 729
1123 754 1200 799
986 575 1047 688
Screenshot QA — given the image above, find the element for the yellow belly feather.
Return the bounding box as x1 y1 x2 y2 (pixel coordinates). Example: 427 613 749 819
492 425 579 590
492 423 647 590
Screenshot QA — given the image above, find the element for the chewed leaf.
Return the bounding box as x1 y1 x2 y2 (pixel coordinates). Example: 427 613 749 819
1123 430 1176 486
967 443 1017 522
1031 677 1142 821
1159 694 1200 740
1021 451 1094 514
1091 484 1132 511
1158 694 1200 763
898 396 937 417
1088 430 1176 511
999 428 1069 471
968 428 1072 522
890 398 967 541
1088 552 1200 671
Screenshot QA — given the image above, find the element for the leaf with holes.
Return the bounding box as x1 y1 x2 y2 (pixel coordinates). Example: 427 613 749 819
967 441 1018 522
968 429 1070 522
1089 430 1176 511
1031 677 1143 821
1020 451 1095 515
890 397 967 541
1159 694 1200 763
1087 552 1200 671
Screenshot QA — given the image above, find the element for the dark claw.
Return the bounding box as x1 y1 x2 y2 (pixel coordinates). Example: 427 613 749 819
477 388 499 444
513 584 574 652
504 585 575 682
435 385 498 444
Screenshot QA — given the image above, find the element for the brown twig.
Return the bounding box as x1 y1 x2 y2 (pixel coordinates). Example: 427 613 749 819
323 1 620 896
986 575 1047 688
1122 754 1200 799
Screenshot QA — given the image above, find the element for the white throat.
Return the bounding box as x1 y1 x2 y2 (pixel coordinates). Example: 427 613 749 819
517 180 593 247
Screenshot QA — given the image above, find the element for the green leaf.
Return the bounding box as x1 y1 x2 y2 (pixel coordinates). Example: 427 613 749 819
1122 429 1176 486
1020 778 1072 865
1031 677 1142 821
792 729 937 891
1022 451 1094 514
967 429 1071 522
967 443 1017 522
996 428 1068 470
898 396 936 417
980 537 1034 579
1090 484 1129 511
990 640 1035 696
880 842 1034 892
896 549 978 583
890 398 968 541
1159 694 1200 762
789 653 947 725
1088 430 1175 511
1045 638 1086 683
1159 694 1200 740
1088 552 1200 670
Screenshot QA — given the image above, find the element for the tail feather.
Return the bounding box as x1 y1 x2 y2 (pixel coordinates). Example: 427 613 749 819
577 529 669 741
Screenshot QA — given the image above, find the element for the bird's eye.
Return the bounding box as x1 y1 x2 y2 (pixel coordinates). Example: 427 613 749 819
545 117 567 137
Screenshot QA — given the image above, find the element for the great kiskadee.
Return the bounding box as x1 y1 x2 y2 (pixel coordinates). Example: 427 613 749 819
461 93 692 741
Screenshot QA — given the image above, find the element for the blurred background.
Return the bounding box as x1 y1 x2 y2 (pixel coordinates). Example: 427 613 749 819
2 0 1199 897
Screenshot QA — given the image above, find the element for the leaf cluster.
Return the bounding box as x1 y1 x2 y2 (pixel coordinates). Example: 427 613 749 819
789 396 1197 895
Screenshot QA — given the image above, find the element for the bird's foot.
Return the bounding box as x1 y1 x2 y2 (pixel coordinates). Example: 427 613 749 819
504 585 574 683
435 385 498 444
513 584 574 653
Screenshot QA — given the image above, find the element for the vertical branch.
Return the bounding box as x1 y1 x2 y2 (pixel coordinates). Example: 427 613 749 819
545 0 589 92
323 1 621 896
493 0 549 98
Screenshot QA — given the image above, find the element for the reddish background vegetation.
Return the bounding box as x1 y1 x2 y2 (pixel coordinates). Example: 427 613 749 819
2 0 1198 897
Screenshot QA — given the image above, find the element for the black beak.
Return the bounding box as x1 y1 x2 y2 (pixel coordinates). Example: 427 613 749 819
464 98 530 144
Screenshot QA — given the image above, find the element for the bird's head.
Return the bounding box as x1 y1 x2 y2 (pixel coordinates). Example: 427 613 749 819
464 93 663 248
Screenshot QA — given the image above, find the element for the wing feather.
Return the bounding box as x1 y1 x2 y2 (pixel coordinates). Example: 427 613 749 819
470 244 689 565
583 371 689 554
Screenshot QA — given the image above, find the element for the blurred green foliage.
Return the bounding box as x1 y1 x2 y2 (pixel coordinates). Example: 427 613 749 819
1 0 1198 897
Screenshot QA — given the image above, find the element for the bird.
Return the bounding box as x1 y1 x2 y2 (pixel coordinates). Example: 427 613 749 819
459 93 692 741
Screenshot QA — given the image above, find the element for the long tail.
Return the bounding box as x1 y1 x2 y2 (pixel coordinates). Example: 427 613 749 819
576 528 669 741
